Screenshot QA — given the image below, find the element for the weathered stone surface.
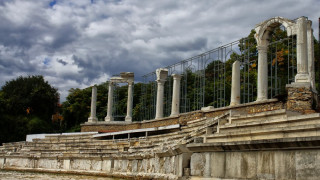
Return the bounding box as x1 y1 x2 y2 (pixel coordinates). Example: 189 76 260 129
38 159 59 169
286 83 313 113
71 159 91 170
190 153 205 176
210 152 225 178
91 160 102 171
274 151 296 180
257 151 275 179
295 150 320 180
101 159 113 172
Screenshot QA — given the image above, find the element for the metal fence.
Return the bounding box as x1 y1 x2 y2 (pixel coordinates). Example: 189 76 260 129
111 29 298 121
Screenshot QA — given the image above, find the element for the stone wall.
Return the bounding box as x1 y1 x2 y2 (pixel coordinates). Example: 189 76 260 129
189 149 320 180
82 99 284 132
1 154 190 179
286 83 315 113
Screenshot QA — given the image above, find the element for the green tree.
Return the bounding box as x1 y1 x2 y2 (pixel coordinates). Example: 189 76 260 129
0 75 59 144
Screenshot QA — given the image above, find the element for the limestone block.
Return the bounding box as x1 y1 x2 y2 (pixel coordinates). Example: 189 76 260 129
226 152 257 178
174 155 179 176
0 158 4 169
257 151 275 179
102 159 113 172
274 151 296 180
141 159 148 172
114 160 121 172
295 150 320 180
204 153 211 177
211 152 226 178
132 160 138 173
38 159 58 169
6 158 29 168
121 159 128 172
241 152 257 179
225 152 242 178
71 159 91 170
63 159 70 170
91 160 102 171
164 157 173 174
159 157 165 174
190 153 205 176
152 157 160 173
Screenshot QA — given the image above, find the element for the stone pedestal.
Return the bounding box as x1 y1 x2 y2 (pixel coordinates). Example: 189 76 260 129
286 82 314 113
88 85 98 122
230 61 240 106
105 82 114 121
170 74 181 117
125 81 133 122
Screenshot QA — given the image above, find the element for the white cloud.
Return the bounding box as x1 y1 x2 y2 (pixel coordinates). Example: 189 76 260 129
0 0 319 102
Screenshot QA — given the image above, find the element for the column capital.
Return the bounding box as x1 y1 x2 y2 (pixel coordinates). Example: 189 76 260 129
156 79 166 84
109 81 115 86
172 74 181 80
127 80 134 86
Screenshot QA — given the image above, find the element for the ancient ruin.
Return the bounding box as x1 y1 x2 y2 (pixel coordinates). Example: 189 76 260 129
1 16 320 180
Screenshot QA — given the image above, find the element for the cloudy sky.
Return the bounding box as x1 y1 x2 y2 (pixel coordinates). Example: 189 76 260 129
0 0 319 101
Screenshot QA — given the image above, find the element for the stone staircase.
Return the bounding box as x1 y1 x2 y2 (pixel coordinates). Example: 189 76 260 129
203 109 320 143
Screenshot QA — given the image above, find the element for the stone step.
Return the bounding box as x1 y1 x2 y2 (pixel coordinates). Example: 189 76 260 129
219 113 320 134
204 123 320 143
229 109 287 124
187 117 207 125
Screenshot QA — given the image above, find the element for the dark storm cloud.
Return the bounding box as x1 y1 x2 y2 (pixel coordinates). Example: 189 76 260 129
57 59 67 65
0 0 319 101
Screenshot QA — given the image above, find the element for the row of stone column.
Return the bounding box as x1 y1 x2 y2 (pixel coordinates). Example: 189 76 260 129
155 68 182 119
88 70 182 122
88 16 315 122
88 73 134 123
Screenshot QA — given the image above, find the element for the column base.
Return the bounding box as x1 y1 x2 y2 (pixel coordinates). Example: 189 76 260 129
88 117 98 123
105 116 113 121
295 73 310 83
170 113 179 117
125 116 132 122
155 116 163 120
229 102 240 106
256 97 268 102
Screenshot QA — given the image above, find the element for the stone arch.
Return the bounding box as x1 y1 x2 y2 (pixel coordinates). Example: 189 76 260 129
254 17 296 47
254 16 312 101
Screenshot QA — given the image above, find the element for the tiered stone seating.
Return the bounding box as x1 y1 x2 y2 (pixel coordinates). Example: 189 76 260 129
203 109 320 143
0 113 228 159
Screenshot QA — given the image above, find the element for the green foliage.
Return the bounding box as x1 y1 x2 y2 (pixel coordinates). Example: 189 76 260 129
62 87 91 130
0 75 59 144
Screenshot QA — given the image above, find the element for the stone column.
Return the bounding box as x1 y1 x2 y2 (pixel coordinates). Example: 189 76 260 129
125 81 134 122
307 20 316 92
295 16 310 83
256 45 268 101
230 61 240 106
155 68 168 119
88 85 98 122
155 79 166 119
170 74 181 117
105 82 114 121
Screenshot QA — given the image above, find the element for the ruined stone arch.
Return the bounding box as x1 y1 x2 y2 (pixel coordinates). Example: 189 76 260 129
254 16 314 101
254 17 296 47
